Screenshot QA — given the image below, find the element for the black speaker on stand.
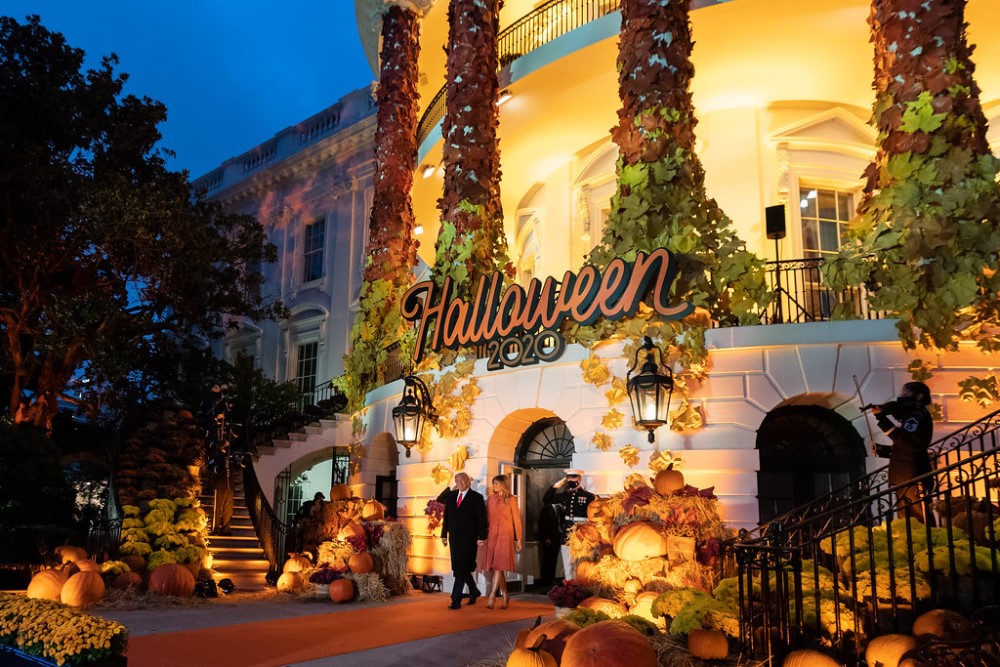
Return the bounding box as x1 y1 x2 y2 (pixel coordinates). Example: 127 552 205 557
765 205 791 323
765 205 786 241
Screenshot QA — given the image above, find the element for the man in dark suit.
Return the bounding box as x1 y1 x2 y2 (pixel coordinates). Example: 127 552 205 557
440 472 487 610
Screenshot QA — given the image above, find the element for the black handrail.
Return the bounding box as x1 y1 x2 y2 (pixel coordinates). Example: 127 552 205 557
416 0 620 147
244 379 347 454
242 460 287 573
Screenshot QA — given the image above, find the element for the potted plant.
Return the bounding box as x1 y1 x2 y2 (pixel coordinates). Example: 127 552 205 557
309 567 345 599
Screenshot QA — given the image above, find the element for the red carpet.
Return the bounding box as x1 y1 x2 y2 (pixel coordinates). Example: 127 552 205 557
127 595 552 667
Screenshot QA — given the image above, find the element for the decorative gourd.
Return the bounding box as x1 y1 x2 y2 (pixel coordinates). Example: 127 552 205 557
586 499 607 522
612 521 667 561
283 553 312 573
865 634 918 667
575 560 598 586
628 592 666 628
148 563 196 597
688 628 728 660
277 572 304 592
653 469 684 495
328 578 355 603
110 572 143 590
577 596 628 618
55 545 88 565
60 571 105 607
27 569 69 601
348 552 374 574
523 619 580 663
911 609 975 641
623 578 643 595
561 620 657 667
782 649 842 667
329 484 351 501
361 499 385 521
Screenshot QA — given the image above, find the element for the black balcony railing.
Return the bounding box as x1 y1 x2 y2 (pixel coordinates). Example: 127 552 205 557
762 257 882 324
734 408 1000 664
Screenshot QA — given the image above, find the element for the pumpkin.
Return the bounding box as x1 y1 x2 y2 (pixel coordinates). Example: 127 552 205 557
629 592 666 629
122 554 147 572
348 552 374 574
361 499 385 521
60 571 105 607
561 620 657 667
653 469 684 495
612 521 667 561
329 578 355 603
277 572 304 592
688 628 728 660
523 619 580 663
623 578 643 595
782 649 842 666
507 646 557 667
329 484 351 501
338 521 368 546
27 569 69 601
55 545 88 565
911 609 975 641
865 634 917 667
575 560 599 586
953 511 989 543
72 559 101 573
283 553 312 573
586 499 607 522
148 563 196 597
110 572 143 590
577 596 628 618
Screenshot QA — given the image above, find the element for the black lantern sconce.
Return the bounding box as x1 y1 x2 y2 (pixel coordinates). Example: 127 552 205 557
626 336 674 443
392 375 438 458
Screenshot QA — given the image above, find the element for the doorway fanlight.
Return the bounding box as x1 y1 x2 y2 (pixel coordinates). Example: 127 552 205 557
626 336 674 443
392 374 438 458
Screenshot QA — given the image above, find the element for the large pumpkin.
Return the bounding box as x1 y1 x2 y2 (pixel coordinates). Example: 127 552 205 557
148 563 196 597
561 620 657 667
329 484 351 501
507 645 557 667
577 597 628 619
782 649 842 667
653 469 684 495
55 545 88 565
348 552 374 574
911 609 975 641
110 572 143 590
612 521 667 561
277 572 304 592
865 634 917 667
121 554 147 573
688 628 728 660
27 569 69 601
329 578 355 603
361 499 385 521
283 553 312 573
524 619 580 663
60 571 105 607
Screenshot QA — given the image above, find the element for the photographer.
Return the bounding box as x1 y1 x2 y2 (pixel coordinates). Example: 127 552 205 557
867 382 935 524
542 469 594 579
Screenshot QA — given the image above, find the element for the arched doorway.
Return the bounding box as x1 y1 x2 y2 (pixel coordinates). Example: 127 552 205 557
756 405 867 524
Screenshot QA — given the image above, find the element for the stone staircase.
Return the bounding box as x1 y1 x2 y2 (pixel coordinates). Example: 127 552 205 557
200 468 269 592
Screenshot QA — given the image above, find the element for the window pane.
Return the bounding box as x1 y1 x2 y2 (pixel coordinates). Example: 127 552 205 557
817 190 836 221
819 221 839 252
303 219 326 282
296 342 318 395
837 192 853 221
800 191 817 218
801 220 819 252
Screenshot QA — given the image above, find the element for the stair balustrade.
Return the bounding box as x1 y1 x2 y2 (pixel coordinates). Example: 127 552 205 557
241 461 288 574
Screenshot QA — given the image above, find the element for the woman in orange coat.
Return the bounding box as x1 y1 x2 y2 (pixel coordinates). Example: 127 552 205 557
479 474 522 608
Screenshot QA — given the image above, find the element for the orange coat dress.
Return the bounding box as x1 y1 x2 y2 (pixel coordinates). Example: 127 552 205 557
479 494 523 572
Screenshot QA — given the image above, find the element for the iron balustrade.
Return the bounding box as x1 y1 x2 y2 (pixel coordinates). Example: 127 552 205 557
762 257 881 324
242 459 288 574
734 410 1000 665
244 379 346 454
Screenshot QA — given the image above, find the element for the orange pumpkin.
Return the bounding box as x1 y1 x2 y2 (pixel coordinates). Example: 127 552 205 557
338 521 367 545
361 499 385 521
507 645 557 667
283 553 312 573
574 560 599 586
329 578 355 603
612 521 667 561
121 554 147 572
110 572 143 590
72 559 101 573
688 628 728 660
653 469 684 495
277 572 304 592
782 649 842 667
911 609 975 641
55 545 88 565
348 552 374 574
577 596 628 618
586 499 607 522
524 619 580 663
148 563 196 597
561 620 657 667
329 484 351 501
865 634 917 667
60 571 105 607
27 569 69 601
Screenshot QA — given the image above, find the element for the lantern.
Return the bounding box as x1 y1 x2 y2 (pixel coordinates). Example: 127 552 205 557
392 375 438 457
626 336 674 443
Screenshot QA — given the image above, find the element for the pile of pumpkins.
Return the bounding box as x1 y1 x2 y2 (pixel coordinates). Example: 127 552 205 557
507 617 658 667
26 545 198 607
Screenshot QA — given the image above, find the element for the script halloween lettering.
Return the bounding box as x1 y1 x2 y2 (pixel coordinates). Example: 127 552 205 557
401 247 693 363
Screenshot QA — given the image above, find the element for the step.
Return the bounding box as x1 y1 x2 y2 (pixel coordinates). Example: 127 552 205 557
207 535 260 548
211 558 270 571
210 549 268 561
288 432 308 442
256 446 276 456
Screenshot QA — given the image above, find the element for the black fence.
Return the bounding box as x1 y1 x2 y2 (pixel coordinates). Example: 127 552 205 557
734 409 1000 664
242 461 288 574
762 257 881 324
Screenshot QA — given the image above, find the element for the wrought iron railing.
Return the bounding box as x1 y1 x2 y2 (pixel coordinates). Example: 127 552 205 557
244 379 347 454
761 257 882 324
734 409 1000 664
242 460 288 573
415 0 619 147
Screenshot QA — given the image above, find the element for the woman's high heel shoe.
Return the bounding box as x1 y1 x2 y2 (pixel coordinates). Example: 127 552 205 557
486 594 496 609
500 596 509 609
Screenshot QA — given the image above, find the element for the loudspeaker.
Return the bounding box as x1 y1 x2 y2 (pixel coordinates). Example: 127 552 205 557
765 205 786 240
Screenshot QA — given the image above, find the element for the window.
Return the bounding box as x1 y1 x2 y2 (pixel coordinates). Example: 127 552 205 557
295 341 318 400
303 218 326 282
800 188 853 258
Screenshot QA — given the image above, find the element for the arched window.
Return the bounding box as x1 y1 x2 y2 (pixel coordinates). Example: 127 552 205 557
516 417 575 468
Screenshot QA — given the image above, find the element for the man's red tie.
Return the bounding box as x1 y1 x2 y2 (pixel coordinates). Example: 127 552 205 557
457 492 463 507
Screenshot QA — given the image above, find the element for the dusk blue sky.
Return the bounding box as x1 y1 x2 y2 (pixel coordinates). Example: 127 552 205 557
4 2 376 177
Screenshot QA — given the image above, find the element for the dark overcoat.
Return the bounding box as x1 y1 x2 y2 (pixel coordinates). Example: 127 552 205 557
441 488 487 574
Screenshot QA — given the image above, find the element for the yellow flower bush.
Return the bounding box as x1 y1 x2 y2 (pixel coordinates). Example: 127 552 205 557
0 593 127 665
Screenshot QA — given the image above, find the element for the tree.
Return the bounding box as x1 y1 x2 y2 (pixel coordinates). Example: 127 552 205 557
0 16 282 431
